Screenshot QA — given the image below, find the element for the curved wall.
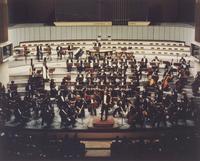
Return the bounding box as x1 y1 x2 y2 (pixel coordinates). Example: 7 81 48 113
8 25 195 47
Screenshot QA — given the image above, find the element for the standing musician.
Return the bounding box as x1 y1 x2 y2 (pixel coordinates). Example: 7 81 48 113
42 58 49 80
58 46 66 60
68 44 74 59
56 45 62 59
36 45 40 61
23 45 29 64
141 56 148 68
101 90 111 121
90 96 98 116
47 44 52 61
39 44 43 60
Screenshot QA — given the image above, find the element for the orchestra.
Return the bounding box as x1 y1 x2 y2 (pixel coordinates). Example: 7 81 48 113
0 41 199 129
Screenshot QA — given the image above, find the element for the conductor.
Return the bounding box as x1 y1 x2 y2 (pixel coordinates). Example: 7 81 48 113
101 91 111 121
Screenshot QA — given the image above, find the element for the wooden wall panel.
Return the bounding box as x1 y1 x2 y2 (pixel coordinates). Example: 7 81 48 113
8 25 195 46
0 0 8 43
7 0 195 24
195 0 200 42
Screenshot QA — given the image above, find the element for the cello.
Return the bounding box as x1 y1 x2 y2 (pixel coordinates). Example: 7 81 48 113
162 74 172 90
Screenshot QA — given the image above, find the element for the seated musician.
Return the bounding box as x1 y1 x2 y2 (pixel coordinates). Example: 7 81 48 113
151 56 160 68
66 59 73 72
13 97 30 124
156 86 163 103
162 72 173 91
75 95 85 118
152 69 159 81
41 99 54 127
25 81 34 98
148 69 159 87
77 73 84 80
67 104 77 127
192 72 200 95
179 57 186 64
132 56 137 64
113 101 123 118
88 53 94 63
60 79 69 97
10 81 18 95
181 92 189 106
59 106 71 127
77 60 84 73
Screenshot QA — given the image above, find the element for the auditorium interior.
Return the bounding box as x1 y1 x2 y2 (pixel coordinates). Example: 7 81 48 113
0 0 200 160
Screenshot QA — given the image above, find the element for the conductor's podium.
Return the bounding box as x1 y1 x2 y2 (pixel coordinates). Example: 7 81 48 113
92 117 115 129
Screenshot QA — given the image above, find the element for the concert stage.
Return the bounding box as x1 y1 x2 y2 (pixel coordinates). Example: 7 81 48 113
2 39 200 142
2 106 197 141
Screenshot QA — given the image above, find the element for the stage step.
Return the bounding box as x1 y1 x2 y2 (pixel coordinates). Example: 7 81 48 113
85 150 111 158
81 141 112 149
82 141 111 157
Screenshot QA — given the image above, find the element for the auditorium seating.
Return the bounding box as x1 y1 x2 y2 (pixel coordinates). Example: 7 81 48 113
111 135 199 160
0 131 86 160
0 130 199 160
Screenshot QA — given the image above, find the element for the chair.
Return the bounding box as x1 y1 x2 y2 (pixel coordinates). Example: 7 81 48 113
49 68 55 76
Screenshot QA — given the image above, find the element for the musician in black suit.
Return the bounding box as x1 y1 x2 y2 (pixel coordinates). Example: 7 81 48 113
36 45 40 61
113 101 123 118
101 91 111 121
56 45 61 59
68 44 73 59
141 56 148 68
0 82 5 97
39 45 43 60
25 81 34 98
10 81 18 97
179 57 186 64
75 96 85 118
40 95 54 127
50 79 57 97
67 105 77 127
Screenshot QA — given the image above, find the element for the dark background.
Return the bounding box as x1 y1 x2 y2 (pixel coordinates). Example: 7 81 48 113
7 0 195 25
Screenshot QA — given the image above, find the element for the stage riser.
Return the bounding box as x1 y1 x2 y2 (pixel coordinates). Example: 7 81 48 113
4 127 196 140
